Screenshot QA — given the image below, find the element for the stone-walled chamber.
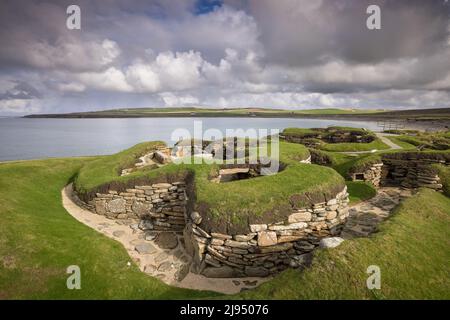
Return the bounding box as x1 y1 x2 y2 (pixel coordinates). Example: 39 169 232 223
76 182 350 278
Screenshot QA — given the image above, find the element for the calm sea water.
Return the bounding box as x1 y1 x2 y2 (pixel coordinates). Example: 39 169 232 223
0 117 380 161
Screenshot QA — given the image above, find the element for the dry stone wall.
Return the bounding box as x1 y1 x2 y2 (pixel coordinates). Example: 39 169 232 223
381 159 444 190
350 163 383 187
350 156 447 191
84 182 188 231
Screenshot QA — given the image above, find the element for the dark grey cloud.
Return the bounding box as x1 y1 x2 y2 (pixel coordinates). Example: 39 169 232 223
0 0 449 115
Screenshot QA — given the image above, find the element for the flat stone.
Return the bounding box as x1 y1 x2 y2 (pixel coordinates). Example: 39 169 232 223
257 231 278 247
244 266 269 277
174 263 190 281
319 237 344 249
135 243 157 254
157 261 173 272
155 252 169 263
155 232 178 249
249 224 267 233
112 230 125 237
107 198 126 214
288 211 312 223
202 266 235 278
144 264 157 273
145 231 158 241
190 211 202 224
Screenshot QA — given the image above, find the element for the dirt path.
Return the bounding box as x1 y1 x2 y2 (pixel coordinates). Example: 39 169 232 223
61 184 268 294
375 132 402 150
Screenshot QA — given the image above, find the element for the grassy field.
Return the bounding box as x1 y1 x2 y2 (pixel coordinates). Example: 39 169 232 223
233 188 450 299
25 107 383 118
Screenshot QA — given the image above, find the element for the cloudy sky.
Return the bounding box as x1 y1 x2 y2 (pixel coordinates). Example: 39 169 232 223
0 0 449 115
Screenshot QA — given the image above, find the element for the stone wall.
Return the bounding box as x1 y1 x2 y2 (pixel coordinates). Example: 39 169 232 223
381 159 444 190
350 163 383 187
84 182 188 231
183 186 350 278
77 181 350 278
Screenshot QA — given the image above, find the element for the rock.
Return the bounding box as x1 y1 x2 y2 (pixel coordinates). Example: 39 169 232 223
249 224 267 232
244 266 269 277
155 232 178 249
224 240 251 249
174 263 191 281
157 261 173 272
152 183 172 189
210 232 232 240
112 230 125 237
243 280 258 286
145 231 158 241
257 231 278 247
135 243 157 254
155 252 169 263
268 222 307 231
319 237 344 249
202 266 235 278
117 213 128 219
132 201 152 217
232 280 240 286
138 220 153 231
288 211 311 223
234 233 256 242
326 211 337 220
259 242 293 253
327 198 337 206
144 264 156 273
190 211 202 224
107 198 126 214
95 200 107 215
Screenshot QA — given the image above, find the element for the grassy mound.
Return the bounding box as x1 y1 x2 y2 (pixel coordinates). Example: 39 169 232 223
394 131 450 150
282 126 390 152
233 188 450 299
74 140 345 234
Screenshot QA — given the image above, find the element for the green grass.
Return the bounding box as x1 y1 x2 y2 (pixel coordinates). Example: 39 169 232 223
346 181 377 205
320 138 389 152
233 188 450 299
0 158 217 299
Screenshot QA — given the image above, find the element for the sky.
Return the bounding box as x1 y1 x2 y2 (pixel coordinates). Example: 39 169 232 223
0 0 449 115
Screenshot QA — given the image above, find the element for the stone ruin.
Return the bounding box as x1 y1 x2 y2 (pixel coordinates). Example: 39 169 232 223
350 153 448 191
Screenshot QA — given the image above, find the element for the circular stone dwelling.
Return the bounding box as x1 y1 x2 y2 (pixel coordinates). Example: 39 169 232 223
73 140 349 278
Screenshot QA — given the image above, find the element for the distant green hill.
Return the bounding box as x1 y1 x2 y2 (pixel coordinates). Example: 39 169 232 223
23 107 450 121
